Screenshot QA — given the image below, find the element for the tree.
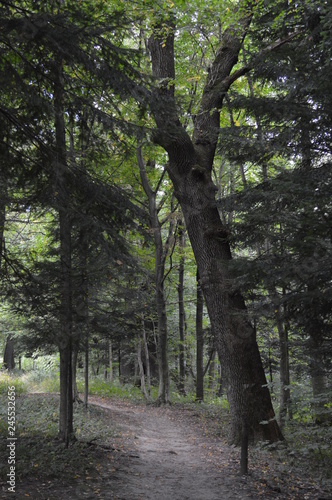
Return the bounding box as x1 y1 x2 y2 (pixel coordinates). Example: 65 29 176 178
195 269 204 401
218 0 332 426
0 0 146 443
141 0 313 443
177 217 186 395
3 336 15 370
136 143 177 403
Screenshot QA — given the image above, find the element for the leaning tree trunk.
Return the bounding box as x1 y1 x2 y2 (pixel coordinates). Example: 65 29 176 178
177 172 282 443
148 14 283 444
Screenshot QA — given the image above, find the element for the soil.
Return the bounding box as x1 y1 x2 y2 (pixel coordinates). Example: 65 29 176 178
3 395 331 499
87 396 252 500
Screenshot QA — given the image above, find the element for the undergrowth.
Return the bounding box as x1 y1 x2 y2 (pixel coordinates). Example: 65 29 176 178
0 372 26 396
0 392 120 488
1 369 331 492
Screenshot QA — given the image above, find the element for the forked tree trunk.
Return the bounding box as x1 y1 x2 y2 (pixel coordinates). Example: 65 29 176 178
148 15 283 444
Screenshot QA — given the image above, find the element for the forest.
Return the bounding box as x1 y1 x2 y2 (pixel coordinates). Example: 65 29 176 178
0 0 331 498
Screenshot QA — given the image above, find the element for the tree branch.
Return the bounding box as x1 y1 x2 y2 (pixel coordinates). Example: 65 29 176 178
136 142 154 198
222 31 303 89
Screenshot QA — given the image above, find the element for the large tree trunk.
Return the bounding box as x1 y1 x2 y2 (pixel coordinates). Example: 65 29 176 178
179 177 282 443
148 15 283 444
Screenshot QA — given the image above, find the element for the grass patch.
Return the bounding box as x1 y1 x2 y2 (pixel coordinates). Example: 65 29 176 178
0 371 27 396
79 376 144 401
21 370 60 393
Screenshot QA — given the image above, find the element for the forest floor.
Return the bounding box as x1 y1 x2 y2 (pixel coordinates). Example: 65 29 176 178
1 393 332 499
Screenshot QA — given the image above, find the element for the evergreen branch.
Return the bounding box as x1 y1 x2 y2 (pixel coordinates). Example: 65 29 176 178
223 31 303 89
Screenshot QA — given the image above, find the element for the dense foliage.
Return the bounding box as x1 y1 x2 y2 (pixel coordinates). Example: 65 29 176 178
0 0 331 449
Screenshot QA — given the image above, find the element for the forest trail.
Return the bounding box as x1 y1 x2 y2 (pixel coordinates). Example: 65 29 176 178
88 396 254 500
4 393 330 499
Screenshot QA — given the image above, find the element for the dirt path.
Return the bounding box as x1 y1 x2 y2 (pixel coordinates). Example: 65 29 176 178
7 394 330 499
88 397 254 500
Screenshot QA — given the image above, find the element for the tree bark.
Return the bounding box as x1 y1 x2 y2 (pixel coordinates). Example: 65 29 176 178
178 218 186 395
58 211 74 445
196 269 204 401
137 336 149 400
54 56 74 445
3 336 15 371
72 346 82 403
141 314 151 397
148 16 283 443
108 340 113 383
207 349 216 393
